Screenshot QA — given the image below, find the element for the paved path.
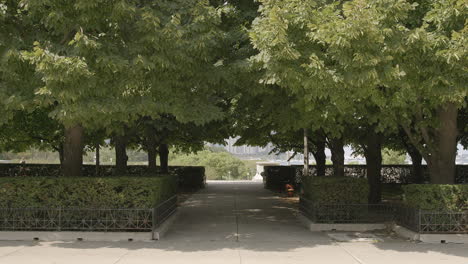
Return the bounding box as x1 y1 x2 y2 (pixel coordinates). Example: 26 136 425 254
0 181 467 264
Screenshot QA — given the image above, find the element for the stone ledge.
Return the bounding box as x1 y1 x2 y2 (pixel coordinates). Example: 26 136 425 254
419 233 468 244
152 209 179 240
393 225 468 243
0 210 179 242
0 231 153 242
298 213 387 232
392 225 420 241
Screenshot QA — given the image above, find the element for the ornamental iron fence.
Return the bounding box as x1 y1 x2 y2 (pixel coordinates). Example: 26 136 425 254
299 197 468 234
0 195 177 233
419 210 468 234
299 197 394 224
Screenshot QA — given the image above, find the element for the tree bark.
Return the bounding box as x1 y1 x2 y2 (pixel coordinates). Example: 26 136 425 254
426 103 458 184
58 143 64 166
114 135 128 175
159 143 169 173
95 143 100 176
407 146 424 183
402 103 459 184
329 137 345 178
303 128 309 176
147 147 157 172
312 138 326 176
146 128 158 172
363 131 383 204
62 125 84 177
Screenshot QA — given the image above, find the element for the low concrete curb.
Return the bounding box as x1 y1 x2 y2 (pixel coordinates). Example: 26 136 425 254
419 233 468 244
392 225 420 241
152 209 179 240
393 225 468 244
0 209 179 242
298 213 387 232
0 231 153 242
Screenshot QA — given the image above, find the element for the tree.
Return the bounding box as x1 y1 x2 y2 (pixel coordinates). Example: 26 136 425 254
0 108 64 160
312 0 467 183
250 0 466 186
170 149 251 180
1 0 229 176
382 149 407 165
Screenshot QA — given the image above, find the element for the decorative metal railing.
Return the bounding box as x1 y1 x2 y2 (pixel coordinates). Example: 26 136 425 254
393 204 420 232
419 210 468 234
0 195 177 233
299 197 394 224
300 197 468 234
153 195 177 228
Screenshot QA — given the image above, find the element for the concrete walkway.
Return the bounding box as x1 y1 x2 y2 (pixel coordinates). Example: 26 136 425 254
1 181 467 264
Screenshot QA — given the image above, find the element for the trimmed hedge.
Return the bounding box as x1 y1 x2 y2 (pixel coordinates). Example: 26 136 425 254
260 165 468 184
302 177 369 204
173 166 205 191
403 184 468 211
0 176 177 208
0 164 206 192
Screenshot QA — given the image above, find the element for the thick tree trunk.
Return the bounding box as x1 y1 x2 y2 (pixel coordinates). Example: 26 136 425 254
95 143 100 176
407 147 424 183
312 139 326 176
303 128 309 176
114 136 128 175
62 125 84 177
363 131 383 204
426 104 458 184
329 137 345 178
58 143 64 166
159 143 169 174
147 147 157 172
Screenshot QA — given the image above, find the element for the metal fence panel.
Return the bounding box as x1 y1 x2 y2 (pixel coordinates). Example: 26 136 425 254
299 197 468 234
0 196 177 232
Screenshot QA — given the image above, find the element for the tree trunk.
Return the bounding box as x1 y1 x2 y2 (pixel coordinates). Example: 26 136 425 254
114 135 128 175
329 137 345 178
426 103 458 184
303 128 309 176
62 125 84 177
407 146 424 183
312 139 326 176
147 147 157 172
58 143 64 166
363 131 383 204
159 143 169 174
95 143 100 176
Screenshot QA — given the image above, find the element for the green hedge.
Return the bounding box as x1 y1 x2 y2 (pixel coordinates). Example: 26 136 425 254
403 184 468 211
302 177 369 204
174 166 206 191
0 176 177 208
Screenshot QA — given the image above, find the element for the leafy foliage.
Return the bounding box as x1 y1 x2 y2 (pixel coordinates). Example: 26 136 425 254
382 148 407 165
0 175 177 208
170 149 251 180
302 177 369 204
250 0 467 183
403 184 468 211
